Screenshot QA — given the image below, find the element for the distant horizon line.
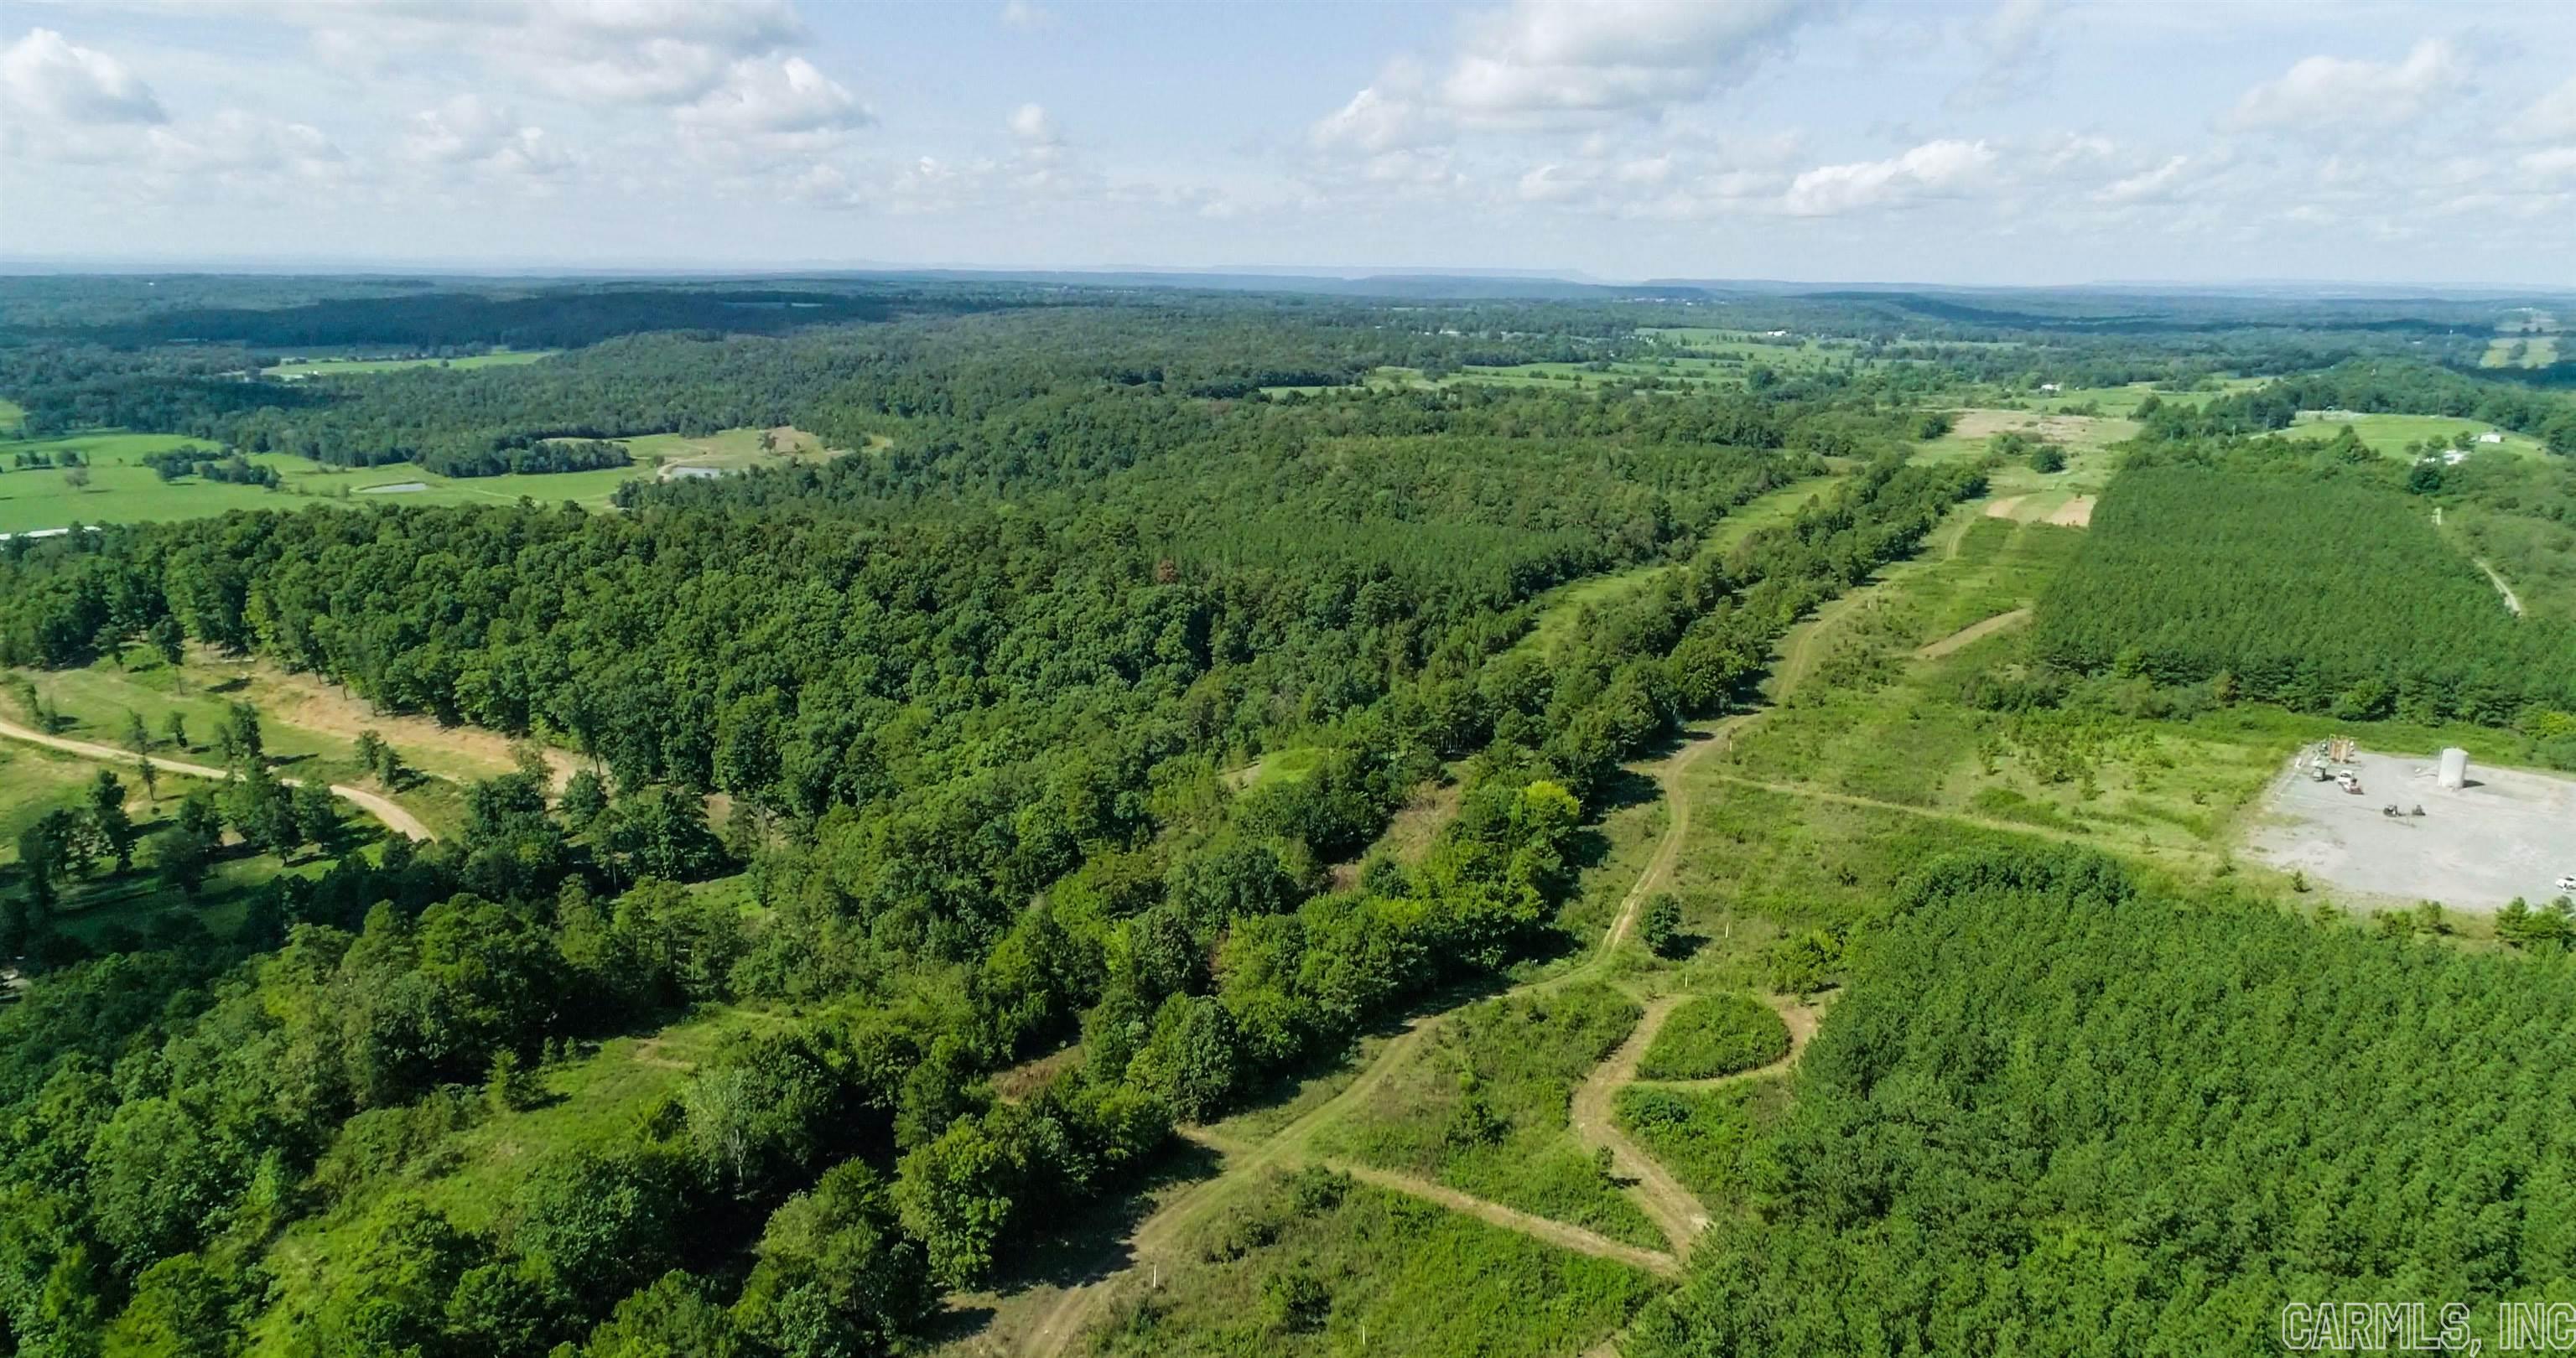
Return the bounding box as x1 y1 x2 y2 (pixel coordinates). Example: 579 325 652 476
3 257 2569 298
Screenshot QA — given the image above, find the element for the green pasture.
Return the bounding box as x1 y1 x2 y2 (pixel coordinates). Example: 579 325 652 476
267 348 558 376
2275 412 2551 460
0 422 869 534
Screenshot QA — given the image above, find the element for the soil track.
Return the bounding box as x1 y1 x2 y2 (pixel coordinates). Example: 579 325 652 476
0 714 436 841
1000 498 1987 1357
1569 995 1709 1251
1914 607 2032 660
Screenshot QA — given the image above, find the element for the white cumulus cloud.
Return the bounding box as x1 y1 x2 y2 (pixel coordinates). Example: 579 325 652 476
1313 0 1841 152
403 95 574 178
1784 137 1995 215
1009 101 1061 147
2 28 167 127
2226 39 2462 132
678 56 869 137
2504 75 2576 144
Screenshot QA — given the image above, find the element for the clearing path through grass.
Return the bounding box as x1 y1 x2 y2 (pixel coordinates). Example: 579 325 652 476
1000 453 1989 1358
0 711 434 840
1568 995 1711 1252
2474 557 2525 617
1914 606 2033 660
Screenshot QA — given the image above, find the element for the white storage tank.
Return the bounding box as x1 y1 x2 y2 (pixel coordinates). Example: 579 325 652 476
2438 747 2469 790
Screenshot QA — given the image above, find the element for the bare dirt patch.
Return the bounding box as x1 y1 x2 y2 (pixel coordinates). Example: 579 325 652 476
1914 607 2032 660
2245 749 2576 911
2046 495 2096 527
194 645 579 789
1983 495 2027 519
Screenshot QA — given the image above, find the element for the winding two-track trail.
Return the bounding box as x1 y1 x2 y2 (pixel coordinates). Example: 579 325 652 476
1005 495 1985 1357
1568 994 1706 1250
0 713 435 841
1010 718 1753 1356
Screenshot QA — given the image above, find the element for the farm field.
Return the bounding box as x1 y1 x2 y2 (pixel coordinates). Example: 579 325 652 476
267 347 558 376
2016 376 2267 417
4 648 486 835
2274 410 2553 459
2480 335 2560 369
0 422 859 534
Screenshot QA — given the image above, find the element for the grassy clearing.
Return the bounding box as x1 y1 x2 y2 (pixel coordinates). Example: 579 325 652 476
267 348 558 376
1307 982 1665 1252
1611 1078 1789 1206
247 1005 765 1348
1088 1167 1659 1357
1228 745 1327 790
1512 472 1845 661
616 424 849 474
0 423 861 534
8 650 476 834
2274 412 2551 461
1633 993 1789 1081
0 740 370 946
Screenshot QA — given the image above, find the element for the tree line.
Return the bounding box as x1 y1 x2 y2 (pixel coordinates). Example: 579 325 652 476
1 432 1983 1353
1635 845 2576 1356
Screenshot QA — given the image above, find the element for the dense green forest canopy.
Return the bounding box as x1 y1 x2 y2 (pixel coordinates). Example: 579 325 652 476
3 274 2573 1357
0 282 1990 1355
1636 846 2576 1357
2028 446 2576 751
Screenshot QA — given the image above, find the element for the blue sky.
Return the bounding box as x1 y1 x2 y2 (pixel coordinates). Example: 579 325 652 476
3 0 2571 284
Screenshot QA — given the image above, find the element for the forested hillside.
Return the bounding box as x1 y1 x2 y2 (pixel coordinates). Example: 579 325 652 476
2031 459 2576 735
7 273 2573 1357
0 305 1984 1351
1635 846 2576 1356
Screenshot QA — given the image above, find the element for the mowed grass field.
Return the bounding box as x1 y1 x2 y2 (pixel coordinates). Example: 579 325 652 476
0 423 856 535
0 428 647 534
6 648 484 834
266 347 558 376
0 739 367 946
2480 335 2560 370
2275 411 2553 460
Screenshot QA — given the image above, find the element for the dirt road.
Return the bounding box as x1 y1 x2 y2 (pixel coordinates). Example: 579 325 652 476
1002 500 1976 1356
1628 994 1825 1093
0 715 436 841
1914 606 2032 660
1568 995 1710 1252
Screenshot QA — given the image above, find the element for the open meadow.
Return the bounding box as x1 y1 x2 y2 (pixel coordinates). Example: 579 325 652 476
267 348 559 376
0 422 854 535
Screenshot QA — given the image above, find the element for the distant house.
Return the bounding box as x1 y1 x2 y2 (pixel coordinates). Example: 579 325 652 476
2475 431 2505 444
2443 450 2469 466
2038 382 2063 393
